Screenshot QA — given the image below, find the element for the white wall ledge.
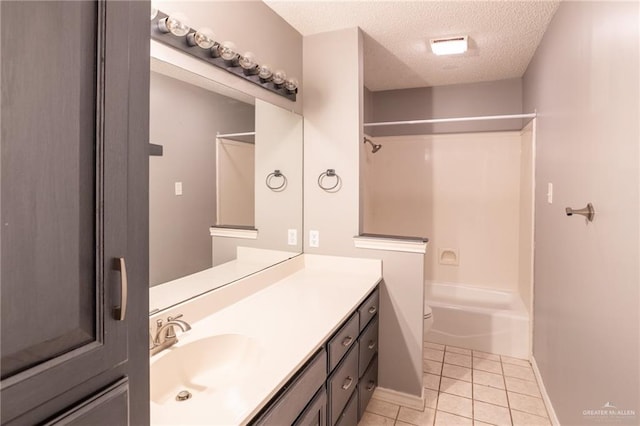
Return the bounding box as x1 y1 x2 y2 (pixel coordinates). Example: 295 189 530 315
210 226 258 239
353 234 428 254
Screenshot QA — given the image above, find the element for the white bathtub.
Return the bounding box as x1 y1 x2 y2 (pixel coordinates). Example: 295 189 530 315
425 281 530 359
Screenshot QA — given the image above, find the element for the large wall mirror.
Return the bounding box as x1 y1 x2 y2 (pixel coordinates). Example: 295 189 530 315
149 55 303 313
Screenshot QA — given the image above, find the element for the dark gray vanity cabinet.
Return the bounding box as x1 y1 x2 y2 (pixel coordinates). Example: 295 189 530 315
255 350 328 426
252 286 379 426
0 1 150 424
295 387 328 426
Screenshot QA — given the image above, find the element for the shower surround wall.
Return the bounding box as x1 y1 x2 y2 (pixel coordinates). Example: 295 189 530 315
362 131 530 296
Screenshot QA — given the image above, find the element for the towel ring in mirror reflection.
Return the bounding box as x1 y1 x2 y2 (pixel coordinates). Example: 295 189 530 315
266 169 287 191
318 169 341 192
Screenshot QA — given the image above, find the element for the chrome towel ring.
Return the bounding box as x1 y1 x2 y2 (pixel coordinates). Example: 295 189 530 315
266 169 287 191
318 169 341 192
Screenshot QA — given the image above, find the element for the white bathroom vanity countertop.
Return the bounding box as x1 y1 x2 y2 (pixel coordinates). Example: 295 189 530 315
150 254 382 425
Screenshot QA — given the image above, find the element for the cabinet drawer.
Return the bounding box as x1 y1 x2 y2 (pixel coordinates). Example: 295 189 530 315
358 289 379 332
254 349 327 426
335 390 358 426
328 343 359 425
294 386 327 426
358 355 378 421
327 313 359 372
358 317 378 378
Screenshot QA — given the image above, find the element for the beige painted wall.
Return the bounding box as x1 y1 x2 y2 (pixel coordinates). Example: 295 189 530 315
254 100 303 251
363 132 523 293
523 2 639 423
304 28 424 398
303 28 362 255
152 1 302 113
216 139 255 227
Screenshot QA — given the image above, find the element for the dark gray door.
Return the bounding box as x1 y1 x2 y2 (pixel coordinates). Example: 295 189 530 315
1 1 149 424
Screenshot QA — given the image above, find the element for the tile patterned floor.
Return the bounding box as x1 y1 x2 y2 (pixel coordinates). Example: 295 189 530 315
358 342 552 426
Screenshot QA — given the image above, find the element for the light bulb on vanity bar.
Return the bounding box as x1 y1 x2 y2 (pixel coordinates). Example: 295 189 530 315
157 13 190 37
187 27 216 50
218 41 239 66
285 78 298 94
239 52 259 75
258 64 273 82
272 70 287 87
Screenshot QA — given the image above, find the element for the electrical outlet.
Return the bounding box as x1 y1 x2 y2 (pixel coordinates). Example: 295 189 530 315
175 182 183 196
309 230 319 248
287 229 297 246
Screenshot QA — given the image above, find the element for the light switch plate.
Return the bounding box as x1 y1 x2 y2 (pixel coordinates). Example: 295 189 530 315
175 182 183 196
547 182 553 204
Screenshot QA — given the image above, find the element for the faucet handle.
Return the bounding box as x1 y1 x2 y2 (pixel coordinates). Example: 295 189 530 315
167 313 183 321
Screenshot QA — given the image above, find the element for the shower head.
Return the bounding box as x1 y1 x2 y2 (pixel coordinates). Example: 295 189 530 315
364 137 382 153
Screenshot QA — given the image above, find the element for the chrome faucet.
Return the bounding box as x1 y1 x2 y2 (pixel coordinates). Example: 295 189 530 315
150 314 191 356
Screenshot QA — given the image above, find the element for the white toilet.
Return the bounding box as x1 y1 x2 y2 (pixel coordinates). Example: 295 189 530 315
424 303 434 340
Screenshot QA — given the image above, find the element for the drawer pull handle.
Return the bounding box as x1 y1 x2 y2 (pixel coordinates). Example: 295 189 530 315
368 340 376 350
368 306 377 314
341 376 354 390
341 336 353 347
366 380 375 391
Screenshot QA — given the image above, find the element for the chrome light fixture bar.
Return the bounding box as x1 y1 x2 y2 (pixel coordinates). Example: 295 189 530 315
151 10 297 101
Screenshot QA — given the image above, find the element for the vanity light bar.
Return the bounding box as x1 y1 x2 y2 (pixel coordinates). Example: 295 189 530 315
151 11 298 101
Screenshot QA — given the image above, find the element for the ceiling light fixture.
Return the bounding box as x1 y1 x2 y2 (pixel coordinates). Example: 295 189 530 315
430 36 468 56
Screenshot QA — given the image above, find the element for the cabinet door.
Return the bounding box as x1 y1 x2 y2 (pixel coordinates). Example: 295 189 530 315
0 1 149 424
45 379 129 426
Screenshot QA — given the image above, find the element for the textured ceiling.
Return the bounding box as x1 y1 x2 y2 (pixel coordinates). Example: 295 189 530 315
264 1 560 91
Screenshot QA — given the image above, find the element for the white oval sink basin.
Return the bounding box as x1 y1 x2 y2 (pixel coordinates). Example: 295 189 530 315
150 334 260 406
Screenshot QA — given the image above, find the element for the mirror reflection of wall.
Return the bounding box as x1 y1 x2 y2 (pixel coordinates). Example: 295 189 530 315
216 137 255 227
149 71 255 286
211 99 303 267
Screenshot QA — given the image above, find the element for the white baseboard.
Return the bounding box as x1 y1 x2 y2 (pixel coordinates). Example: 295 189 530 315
373 386 425 410
531 355 561 426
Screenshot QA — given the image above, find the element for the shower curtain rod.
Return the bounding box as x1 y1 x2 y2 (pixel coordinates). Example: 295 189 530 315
363 113 536 127
216 131 256 138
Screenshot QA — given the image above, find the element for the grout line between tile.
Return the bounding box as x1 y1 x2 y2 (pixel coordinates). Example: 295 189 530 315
471 348 475 422
500 354 514 426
